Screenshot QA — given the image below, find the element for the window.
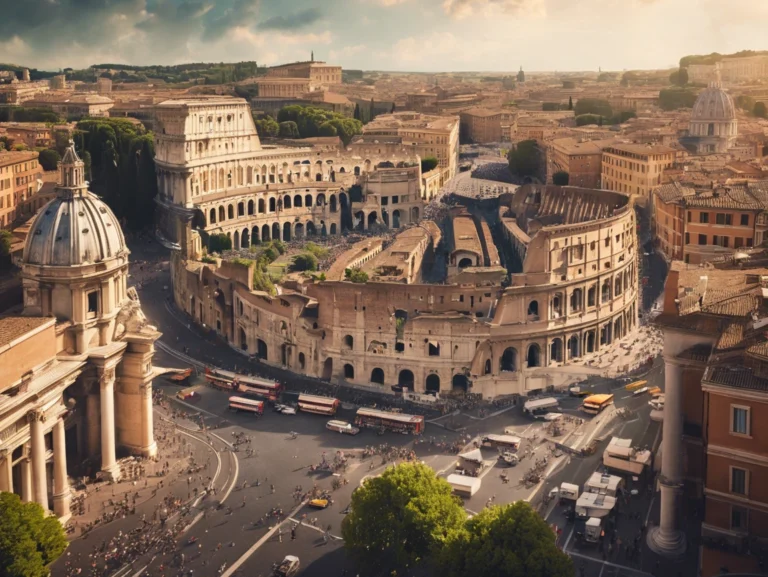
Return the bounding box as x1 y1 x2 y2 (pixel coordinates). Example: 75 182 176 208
747 238 754 247
698 234 707 245
87 291 98 319
741 214 749 226
699 212 709 224
731 405 750 435
731 506 748 532
730 467 748 495
685 232 690 245
716 213 732 226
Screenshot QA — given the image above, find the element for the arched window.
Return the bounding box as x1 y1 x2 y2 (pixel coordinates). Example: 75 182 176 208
218 206 225 222
500 348 518 372
527 343 541 367
371 368 385 385
344 364 355 379
343 335 354 349
527 300 539 318
247 200 254 215
209 208 216 224
228 205 234 219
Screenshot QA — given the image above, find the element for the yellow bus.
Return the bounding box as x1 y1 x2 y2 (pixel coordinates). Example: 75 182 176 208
582 394 614 415
624 380 647 392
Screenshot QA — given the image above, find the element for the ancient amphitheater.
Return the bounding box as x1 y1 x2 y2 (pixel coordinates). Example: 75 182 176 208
164 97 638 398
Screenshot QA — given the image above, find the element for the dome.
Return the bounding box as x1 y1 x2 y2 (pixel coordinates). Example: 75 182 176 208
691 85 736 121
23 143 127 267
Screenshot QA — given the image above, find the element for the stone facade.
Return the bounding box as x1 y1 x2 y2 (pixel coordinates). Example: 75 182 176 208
0 151 42 228
601 143 676 203
171 184 638 399
152 96 425 248
0 143 159 523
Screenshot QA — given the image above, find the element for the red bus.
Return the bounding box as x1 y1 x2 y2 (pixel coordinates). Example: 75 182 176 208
354 408 425 435
298 394 339 416
228 396 264 415
204 367 283 401
204 367 236 391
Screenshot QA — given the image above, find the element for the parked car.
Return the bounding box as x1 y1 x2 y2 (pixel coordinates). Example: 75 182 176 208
273 555 300 577
309 498 329 509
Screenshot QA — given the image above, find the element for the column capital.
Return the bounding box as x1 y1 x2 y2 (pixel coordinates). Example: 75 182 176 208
99 367 116 388
27 409 45 424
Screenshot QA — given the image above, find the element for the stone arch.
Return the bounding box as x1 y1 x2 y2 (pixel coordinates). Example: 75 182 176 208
586 331 596 353
398 369 415 389
306 221 316 236
262 224 270 241
317 193 326 206
614 316 623 339
239 327 247 351
271 222 280 240
367 212 378 228
527 300 539 318
615 275 623 296
527 343 541 367
344 363 355 379
299 352 306 369
258 198 265 213
330 223 337 235
283 222 292 241
568 335 580 359
371 368 385 385
322 358 333 380
241 228 250 248
550 338 563 363
294 194 303 208
228 204 234 219
294 222 304 239
500 347 518 372
343 335 354 349
484 359 492 375
354 166 361 176
458 257 473 268
570 288 583 312
316 173 323 182
218 206 225 222
209 208 216 224
392 209 401 228
321 222 327 236
284 195 292 209
425 374 440 393
411 206 419 222
452 374 469 392
234 230 240 250
330 194 337 212
269 197 276 212
354 211 365 231
237 202 245 217
252 226 260 244
247 200 254 215
305 194 313 207
257 339 268 360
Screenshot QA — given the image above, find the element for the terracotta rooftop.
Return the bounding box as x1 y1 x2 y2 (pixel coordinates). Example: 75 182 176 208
451 213 483 257
703 365 768 393
0 316 53 349
0 150 38 168
604 143 676 156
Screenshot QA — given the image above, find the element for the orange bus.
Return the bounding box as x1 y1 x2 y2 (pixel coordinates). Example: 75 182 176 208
354 408 425 435
297 394 339 416
228 396 264 415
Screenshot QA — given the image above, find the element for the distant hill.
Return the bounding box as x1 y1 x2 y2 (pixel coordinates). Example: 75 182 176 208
84 61 264 85
681 50 768 68
0 64 58 80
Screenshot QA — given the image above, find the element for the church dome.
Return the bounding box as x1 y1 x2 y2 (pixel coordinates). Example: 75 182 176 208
691 85 736 121
23 143 127 267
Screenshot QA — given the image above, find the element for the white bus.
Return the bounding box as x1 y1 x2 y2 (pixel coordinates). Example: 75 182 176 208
228 396 264 416
523 397 559 417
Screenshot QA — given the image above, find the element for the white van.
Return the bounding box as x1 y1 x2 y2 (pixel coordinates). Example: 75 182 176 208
326 420 360 435
523 397 559 418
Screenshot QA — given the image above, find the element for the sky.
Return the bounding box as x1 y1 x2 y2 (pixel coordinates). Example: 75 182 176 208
1 0 766 73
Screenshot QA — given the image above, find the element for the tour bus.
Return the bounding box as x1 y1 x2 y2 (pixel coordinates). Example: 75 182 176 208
523 397 559 418
228 396 264 416
204 367 236 391
298 394 340 416
624 380 647 392
326 420 360 435
481 434 522 452
581 394 614 415
204 367 284 401
354 408 425 435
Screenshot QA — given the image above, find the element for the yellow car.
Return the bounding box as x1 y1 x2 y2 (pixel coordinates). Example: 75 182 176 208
309 498 329 509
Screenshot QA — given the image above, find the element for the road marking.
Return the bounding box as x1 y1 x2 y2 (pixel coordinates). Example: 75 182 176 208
644 494 656 527
566 551 653 577
220 450 239 504
287 517 342 540
563 526 575 551
598 561 606 577
221 501 308 577
211 432 235 450
171 397 221 420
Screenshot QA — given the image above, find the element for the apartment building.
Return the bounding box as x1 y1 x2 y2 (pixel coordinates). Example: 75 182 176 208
601 143 676 201
549 137 615 188
1 122 72 149
0 151 42 228
652 181 768 264
459 108 514 143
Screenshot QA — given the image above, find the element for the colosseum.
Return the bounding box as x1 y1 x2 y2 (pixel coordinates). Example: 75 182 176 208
164 97 638 399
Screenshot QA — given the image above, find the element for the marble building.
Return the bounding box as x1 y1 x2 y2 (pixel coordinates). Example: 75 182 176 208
0 142 160 521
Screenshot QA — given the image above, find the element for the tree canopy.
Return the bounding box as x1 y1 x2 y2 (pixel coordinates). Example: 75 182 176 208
291 252 318 272
276 105 362 145
342 462 465 575
507 140 541 179
0 107 62 123
344 268 369 283
208 233 232 253
253 115 279 138
438 501 573 577
574 98 613 118
0 492 68 577
669 67 689 86
421 156 439 173
37 149 60 171
658 88 699 111
278 121 300 139
74 118 157 229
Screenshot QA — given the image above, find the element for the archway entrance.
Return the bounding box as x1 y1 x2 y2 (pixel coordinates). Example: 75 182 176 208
344 364 355 379
367 212 378 228
458 258 473 268
527 344 541 367
257 339 268 360
425 374 440 394
451 374 469 392
398 369 414 390
392 210 400 228
568 335 579 359
322 358 333 380
370 368 385 385
550 338 563 363
500 347 518 372
283 222 292 241
239 328 247 351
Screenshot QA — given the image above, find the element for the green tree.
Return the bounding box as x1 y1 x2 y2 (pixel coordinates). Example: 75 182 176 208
0 492 68 577
278 121 300 139
421 156 439 173
542 102 562 111
342 463 465 575
254 116 279 138
736 95 756 111
552 171 569 185
438 501 573 577
291 252 318 272
344 268 369 283
252 267 276 295
574 98 613 118
37 149 61 171
353 103 361 121
679 67 689 85
754 102 767 118
669 70 681 85
209 233 232 253
507 140 541 179
568 96 573 110
318 121 337 137
658 88 698 111
0 229 13 267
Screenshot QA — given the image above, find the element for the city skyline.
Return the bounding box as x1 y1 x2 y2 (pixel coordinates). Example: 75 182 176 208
1 0 767 72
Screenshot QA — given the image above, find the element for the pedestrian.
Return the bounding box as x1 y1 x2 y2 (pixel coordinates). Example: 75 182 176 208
278 527 283 543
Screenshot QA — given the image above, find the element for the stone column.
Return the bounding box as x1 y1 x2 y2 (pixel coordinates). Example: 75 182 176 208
140 383 158 458
99 368 120 481
21 458 32 502
29 412 48 509
87 390 101 456
648 357 686 556
52 419 71 520
0 451 12 493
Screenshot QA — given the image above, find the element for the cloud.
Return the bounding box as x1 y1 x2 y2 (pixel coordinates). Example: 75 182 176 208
257 7 323 31
442 0 546 19
330 44 367 61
